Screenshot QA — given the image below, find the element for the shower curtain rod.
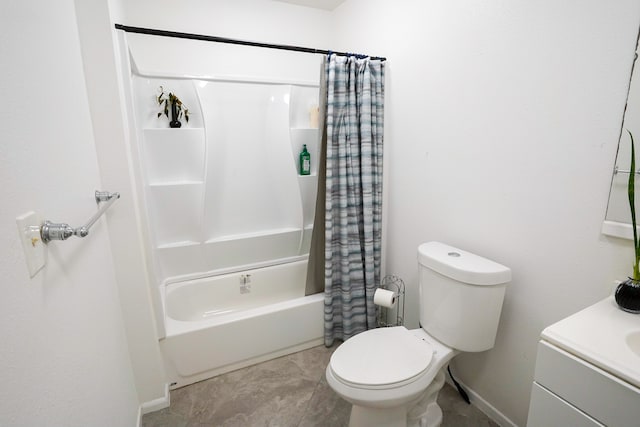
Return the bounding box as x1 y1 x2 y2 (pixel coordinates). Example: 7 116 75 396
114 24 386 61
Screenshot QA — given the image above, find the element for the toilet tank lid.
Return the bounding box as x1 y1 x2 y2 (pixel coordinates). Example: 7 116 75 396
418 242 511 286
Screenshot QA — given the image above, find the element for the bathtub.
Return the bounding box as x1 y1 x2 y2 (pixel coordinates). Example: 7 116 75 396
160 260 324 388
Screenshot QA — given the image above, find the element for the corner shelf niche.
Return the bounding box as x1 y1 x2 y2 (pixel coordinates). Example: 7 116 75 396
290 127 319 254
140 126 206 252
290 128 319 177
142 128 205 185
289 85 320 258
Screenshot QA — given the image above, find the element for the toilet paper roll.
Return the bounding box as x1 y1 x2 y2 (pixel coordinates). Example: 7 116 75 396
373 288 397 308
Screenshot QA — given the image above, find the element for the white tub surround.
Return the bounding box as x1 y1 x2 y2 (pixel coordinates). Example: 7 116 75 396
115 29 325 388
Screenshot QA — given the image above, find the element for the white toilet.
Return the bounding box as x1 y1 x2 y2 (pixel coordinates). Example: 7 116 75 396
326 241 511 427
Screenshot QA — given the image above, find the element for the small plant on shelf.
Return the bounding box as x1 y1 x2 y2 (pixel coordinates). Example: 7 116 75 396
157 86 189 128
615 130 640 313
629 130 640 282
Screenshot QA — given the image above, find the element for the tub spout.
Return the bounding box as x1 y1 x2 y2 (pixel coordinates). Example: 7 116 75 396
240 274 251 293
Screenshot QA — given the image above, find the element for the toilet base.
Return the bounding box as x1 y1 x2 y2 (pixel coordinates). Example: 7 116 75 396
346 368 447 427
349 405 407 427
407 368 446 427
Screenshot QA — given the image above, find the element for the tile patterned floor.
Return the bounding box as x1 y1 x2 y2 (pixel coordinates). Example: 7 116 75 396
142 345 498 427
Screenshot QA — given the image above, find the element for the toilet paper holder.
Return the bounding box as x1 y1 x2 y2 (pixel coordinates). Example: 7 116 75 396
375 275 405 328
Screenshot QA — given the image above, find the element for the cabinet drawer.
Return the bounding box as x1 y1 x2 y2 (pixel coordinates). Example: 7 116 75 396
534 340 640 426
528 383 603 427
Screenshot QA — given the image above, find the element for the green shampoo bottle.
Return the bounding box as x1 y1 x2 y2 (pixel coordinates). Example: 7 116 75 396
300 144 311 175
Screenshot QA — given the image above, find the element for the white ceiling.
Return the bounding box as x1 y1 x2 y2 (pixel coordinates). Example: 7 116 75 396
271 0 346 11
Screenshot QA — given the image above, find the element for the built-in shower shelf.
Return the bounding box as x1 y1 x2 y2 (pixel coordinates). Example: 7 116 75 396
143 127 204 131
290 127 319 179
142 127 206 184
148 180 204 187
157 240 200 250
206 227 301 244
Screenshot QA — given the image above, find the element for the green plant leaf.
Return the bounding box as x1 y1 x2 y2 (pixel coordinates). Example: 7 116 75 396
628 130 640 280
157 86 165 104
155 89 189 123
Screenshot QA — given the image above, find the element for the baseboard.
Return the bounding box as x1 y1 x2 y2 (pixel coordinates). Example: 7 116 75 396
140 383 171 416
136 405 142 427
444 376 518 427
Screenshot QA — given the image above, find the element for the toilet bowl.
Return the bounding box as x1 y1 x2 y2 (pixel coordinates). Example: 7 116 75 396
326 327 458 427
326 242 511 427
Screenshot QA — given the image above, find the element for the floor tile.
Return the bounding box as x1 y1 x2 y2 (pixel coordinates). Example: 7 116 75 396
142 344 499 427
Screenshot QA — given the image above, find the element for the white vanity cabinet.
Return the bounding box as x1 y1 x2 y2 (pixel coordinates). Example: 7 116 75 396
527 297 640 427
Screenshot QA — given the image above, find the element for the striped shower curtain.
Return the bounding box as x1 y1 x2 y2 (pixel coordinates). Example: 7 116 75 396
323 54 385 346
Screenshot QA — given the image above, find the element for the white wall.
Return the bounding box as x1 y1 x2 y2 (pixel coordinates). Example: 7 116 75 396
332 1 640 425
76 0 640 424
0 1 139 426
117 0 334 49
74 0 168 405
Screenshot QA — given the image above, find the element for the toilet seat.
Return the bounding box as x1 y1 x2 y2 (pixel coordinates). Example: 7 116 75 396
330 327 434 389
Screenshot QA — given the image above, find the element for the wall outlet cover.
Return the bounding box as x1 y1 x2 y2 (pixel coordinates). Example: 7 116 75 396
16 211 46 278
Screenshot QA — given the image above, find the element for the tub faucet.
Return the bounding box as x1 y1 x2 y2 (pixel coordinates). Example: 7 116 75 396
240 274 251 294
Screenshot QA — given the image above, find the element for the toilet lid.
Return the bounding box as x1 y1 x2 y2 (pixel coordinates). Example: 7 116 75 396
330 327 434 387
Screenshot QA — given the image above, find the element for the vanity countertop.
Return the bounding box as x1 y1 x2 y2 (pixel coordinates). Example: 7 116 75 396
541 296 640 389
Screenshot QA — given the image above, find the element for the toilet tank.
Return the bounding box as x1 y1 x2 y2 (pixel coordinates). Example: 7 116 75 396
418 242 511 352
